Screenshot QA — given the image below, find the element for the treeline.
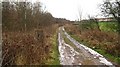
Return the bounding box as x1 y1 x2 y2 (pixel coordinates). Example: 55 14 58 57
2 2 55 32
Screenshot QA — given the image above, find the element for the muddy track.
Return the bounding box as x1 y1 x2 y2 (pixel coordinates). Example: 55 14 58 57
58 27 115 67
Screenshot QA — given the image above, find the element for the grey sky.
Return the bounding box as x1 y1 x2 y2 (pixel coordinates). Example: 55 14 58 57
40 0 104 21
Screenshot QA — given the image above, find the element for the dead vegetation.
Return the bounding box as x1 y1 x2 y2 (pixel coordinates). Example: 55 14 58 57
2 2 60 66
2 24 59 66
64 23 120 64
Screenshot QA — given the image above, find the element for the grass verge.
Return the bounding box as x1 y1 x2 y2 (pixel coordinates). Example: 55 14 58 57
45 31 60 65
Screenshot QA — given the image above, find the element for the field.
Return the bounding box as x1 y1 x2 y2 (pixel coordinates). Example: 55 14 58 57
99 21 118 32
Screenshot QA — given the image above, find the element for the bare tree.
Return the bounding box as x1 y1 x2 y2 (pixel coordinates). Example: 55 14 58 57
77 7 82 21
101 0 120 32
101 0 120 57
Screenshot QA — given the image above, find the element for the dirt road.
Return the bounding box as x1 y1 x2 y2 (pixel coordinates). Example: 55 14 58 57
58 27 115 67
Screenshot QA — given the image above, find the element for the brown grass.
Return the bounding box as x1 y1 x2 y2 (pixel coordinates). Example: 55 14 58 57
2 24 59 66
64 24 120 56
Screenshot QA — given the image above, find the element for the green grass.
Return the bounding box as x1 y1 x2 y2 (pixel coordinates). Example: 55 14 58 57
46 32 60 65
67 31 120 64
78 21 118 32
99 22 118 32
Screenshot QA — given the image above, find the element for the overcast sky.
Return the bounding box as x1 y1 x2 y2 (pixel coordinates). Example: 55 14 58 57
39 0 104 21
